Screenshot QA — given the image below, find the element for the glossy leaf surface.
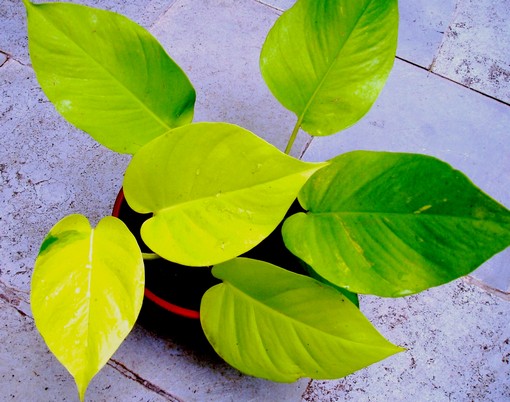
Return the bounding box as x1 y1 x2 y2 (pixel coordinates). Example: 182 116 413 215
23 0 195 154
283 151 510 297
201 258 403 381
32 215 144 401
123 122 325 266
260 0 398 136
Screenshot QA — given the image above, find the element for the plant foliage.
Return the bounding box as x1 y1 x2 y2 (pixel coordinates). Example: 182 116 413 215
201 258 403 381
32 215 144 401
23 0 510 399
23 0 195 154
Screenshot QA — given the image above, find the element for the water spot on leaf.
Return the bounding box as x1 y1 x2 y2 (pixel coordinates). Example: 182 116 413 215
414 205 432 214
56 99 72 113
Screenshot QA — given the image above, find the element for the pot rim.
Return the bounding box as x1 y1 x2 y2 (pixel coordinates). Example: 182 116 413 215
112 188 201 320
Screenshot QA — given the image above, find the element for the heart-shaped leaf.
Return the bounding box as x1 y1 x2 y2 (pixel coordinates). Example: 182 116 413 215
32 215 144 401
201 258 403 381
282 151 510 297
23 0 195 154
123 122 325 266
260 0 398 137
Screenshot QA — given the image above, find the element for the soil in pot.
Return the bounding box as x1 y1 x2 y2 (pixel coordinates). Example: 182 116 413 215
112 189 307 347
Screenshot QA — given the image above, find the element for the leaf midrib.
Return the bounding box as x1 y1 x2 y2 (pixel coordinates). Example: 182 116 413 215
296 0 374 128
225 279 396 350
152 165 322 215
305 210 510 224
32 3 171 132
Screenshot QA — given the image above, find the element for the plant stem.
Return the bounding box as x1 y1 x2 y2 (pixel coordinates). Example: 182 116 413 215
284 118 301 154
142 252 161 260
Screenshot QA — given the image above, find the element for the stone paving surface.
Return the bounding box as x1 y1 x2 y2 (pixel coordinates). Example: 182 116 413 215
1 0 509 400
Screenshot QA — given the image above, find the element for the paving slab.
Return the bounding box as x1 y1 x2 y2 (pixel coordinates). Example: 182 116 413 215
0 58 130 293
0 298 171 401
303 279 510 401
432 0 510 103
240 0 456 71
397 0 455 69
302 59 510 293
150 0 309 154
0 0 178 66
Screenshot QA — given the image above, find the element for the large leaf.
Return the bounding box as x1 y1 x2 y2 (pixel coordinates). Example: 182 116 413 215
23 0 195 154
260 0 398 136
282 151 510 297
201 258 403 381
31 215 144 401
123 122 325 266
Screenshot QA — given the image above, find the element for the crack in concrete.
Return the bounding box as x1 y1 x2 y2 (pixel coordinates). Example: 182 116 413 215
252 0 284 13
0 279 185 400
0 279 30 318
463 275 510 301
108 359 184 402
301 378 315 400
0 50 10 68
0 50 30 67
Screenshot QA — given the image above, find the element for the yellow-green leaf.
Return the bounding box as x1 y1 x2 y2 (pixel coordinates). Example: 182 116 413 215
123 122 325 266
283 151 510 297
201 258 403 381
260 0 398 136
32 215 144 401
23 0 195 154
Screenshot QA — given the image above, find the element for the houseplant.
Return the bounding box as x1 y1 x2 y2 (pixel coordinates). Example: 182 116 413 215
23 0 510 400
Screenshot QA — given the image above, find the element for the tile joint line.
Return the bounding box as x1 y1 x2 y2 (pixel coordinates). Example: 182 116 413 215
395 55 510 108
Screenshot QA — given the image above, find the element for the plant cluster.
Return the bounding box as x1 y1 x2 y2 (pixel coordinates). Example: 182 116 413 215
23 0 510 400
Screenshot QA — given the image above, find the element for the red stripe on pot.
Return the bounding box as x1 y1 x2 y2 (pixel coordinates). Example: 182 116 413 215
112 188 125 218
144 288 201 320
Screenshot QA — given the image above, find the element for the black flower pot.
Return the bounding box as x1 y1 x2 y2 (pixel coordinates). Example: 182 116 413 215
112 189 306 345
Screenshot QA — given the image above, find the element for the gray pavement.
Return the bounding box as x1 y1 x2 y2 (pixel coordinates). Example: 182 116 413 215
1 0 509 400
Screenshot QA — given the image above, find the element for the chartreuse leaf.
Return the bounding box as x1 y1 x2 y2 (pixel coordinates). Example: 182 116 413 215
282 151 510 297
260 0 398 138
31 215 144 401
23 0 195 154
201 258 403 381
123 122 326 266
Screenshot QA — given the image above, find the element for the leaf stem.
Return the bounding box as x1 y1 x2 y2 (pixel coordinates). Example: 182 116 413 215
284 118 301 154
142 252 161 260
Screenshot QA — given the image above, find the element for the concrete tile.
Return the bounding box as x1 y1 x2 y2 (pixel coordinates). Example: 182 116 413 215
432 0 510 103
0 52 8 67
0 298 171 401
257 0 295 11
150 0 309 155
231 0 456 72
0 0 28 64
0 60 129 293
113 325 308 401
0 0 179 66
0 271 306 401
398 0 455 68
302 60 510 293
302 280 510 401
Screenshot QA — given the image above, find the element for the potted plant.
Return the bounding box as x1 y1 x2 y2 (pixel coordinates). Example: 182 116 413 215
23 0 510 400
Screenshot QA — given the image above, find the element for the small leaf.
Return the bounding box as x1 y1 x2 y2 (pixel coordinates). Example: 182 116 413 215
31 215 144 401
260 0 398 136
23 0 195 154
201 258 403 381
282 151 510 297
123 122 325 266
